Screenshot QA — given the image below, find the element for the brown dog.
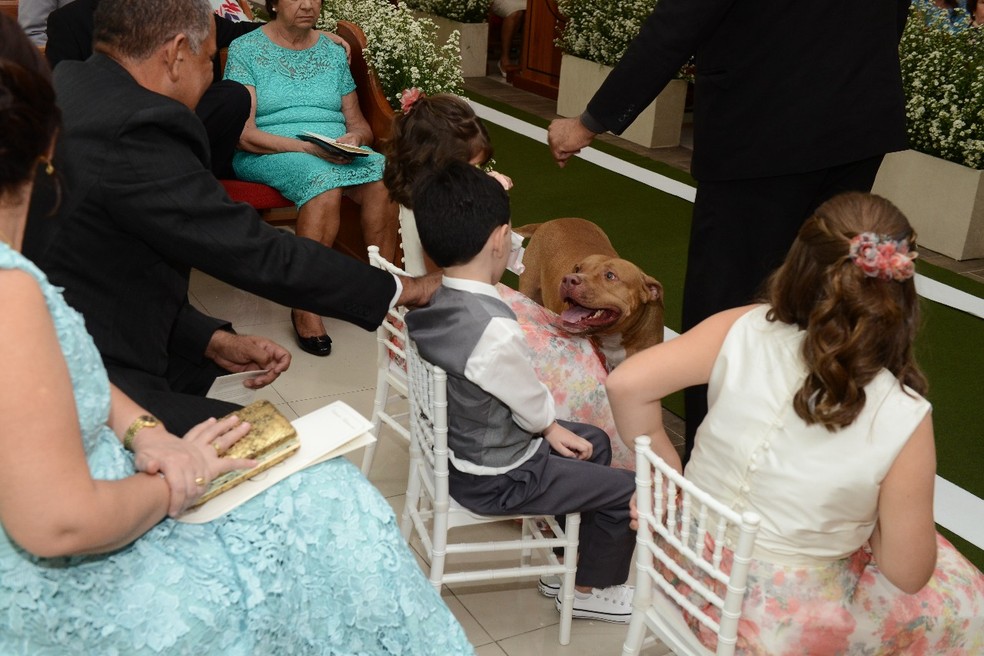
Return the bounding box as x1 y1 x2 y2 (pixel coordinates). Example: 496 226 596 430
515 218 664 369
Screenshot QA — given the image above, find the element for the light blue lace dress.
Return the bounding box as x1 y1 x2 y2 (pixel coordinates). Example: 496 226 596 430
0 244 475 655
224 29 385 207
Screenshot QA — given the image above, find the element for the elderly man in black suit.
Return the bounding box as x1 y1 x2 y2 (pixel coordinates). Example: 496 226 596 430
548 0 912 460
45 0 259 178
25 0 436 435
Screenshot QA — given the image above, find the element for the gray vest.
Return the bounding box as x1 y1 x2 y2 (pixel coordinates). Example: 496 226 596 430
406 286 538 470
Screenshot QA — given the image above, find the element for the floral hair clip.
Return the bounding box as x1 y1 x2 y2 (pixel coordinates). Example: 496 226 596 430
399 87 424 114
848 232 918 282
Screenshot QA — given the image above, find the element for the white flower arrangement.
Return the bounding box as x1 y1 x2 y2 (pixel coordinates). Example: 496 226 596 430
319 0 464 110
401 0 492 25
900 5 984 170
556 0 693 81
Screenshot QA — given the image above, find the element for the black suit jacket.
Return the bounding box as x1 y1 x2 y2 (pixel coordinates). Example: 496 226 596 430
30 54 395 379
586 0 911 181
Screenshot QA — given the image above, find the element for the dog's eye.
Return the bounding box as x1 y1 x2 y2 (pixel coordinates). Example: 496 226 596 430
605 271 617 281
573 265 581 273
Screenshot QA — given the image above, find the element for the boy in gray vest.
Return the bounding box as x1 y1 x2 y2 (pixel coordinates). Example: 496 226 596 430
405 162 637 623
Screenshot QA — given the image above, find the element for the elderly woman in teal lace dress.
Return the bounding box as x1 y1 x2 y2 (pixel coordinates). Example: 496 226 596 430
224 0 397 357
0 15 474 655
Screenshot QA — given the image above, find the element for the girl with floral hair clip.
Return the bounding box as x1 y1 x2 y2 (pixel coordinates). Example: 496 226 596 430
607 191 984 653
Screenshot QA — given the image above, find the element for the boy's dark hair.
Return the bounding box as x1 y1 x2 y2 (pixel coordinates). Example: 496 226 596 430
413 161 510 268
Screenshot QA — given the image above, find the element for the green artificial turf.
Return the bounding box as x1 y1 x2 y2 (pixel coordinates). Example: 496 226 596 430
469 90 984 570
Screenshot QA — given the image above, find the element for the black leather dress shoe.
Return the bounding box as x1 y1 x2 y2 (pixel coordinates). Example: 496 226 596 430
291 313 332 357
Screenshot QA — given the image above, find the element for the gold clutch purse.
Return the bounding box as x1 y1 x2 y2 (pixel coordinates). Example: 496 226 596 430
192 400 300 508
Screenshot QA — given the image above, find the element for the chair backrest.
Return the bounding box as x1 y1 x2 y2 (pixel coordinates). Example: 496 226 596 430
368 245 410 378
404 335 448 502
633 436 761 656
335 20 395 148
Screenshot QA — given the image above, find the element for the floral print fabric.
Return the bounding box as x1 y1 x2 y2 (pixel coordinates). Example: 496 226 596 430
671 532 984 655
498 285 634 470
0 245 474 655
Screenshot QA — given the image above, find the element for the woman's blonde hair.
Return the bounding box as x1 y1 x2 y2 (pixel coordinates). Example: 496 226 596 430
766 192 927 430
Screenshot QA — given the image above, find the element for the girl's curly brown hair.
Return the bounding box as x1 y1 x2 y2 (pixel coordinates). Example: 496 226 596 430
383 94 492 208
765 192 927 431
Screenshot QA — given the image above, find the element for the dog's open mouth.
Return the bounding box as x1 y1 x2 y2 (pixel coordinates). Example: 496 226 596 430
560 301 620 331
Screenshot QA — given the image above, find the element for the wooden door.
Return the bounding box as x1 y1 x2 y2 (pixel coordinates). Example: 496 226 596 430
0 0 18 19
512 0 565 100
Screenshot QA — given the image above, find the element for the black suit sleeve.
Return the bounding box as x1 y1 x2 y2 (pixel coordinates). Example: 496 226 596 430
214 14 262 49
213 15 262 79
586 0 737 135
169 303 231 365
44 0 95 67
103 102 396 331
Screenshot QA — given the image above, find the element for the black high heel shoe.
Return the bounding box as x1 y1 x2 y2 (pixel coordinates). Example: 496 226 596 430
291 311 332 357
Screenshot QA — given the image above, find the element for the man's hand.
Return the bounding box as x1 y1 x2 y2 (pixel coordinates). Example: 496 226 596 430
396 270 443 308
204 330 291 388
547 117 598 168
543 422 593 460
320 31 352 63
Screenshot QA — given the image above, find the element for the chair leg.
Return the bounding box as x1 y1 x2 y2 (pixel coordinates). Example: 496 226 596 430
521 517 532 567
428 504 450 592
622 526 653 655
558 512 580 646
621 612 648 655
361 361 391 475
400 446 424 540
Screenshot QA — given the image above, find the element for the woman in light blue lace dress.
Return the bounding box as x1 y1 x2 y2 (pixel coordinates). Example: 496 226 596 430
0 17 474 655
224 0 397 355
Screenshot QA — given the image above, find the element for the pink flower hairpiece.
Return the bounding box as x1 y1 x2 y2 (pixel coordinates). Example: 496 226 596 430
848 232 918 282
399 87 424 114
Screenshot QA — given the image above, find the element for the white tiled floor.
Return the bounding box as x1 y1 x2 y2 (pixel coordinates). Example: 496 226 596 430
189 268 671 655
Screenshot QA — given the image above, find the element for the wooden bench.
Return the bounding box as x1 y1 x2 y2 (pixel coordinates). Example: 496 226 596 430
1 0 19 19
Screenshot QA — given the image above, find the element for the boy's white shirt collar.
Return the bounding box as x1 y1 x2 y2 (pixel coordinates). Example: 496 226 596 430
441 276 502 299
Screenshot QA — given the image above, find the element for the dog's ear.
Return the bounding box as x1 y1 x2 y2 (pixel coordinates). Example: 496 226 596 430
643 275 663 305
513 223 540 238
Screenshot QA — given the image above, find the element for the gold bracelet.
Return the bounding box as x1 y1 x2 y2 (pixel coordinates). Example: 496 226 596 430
123 414 160 451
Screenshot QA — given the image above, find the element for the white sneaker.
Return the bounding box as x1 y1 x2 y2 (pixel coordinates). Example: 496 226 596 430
537 574 561 598
555 584 634 624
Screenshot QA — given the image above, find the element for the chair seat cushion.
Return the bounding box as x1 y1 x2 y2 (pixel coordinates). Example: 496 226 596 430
220 179 293 210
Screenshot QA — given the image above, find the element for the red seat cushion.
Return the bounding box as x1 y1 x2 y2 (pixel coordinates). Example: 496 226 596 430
220 180 293 211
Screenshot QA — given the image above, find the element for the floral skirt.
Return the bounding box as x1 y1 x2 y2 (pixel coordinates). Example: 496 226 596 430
498 285 634 470
676 533 984 655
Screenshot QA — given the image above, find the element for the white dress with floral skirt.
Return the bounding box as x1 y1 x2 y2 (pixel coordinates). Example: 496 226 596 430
679 305 984 654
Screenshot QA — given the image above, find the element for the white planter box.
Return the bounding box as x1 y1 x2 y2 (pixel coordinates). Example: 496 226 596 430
412 12 488 78
557 53 687 149
872 149 984 260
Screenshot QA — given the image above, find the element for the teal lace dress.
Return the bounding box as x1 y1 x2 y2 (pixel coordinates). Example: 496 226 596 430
224 29 386 207
0 244 475 655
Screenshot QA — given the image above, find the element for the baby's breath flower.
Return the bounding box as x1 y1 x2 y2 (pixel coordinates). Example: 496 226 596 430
402 0 492 24
320 0 464 110
901 4 984 169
